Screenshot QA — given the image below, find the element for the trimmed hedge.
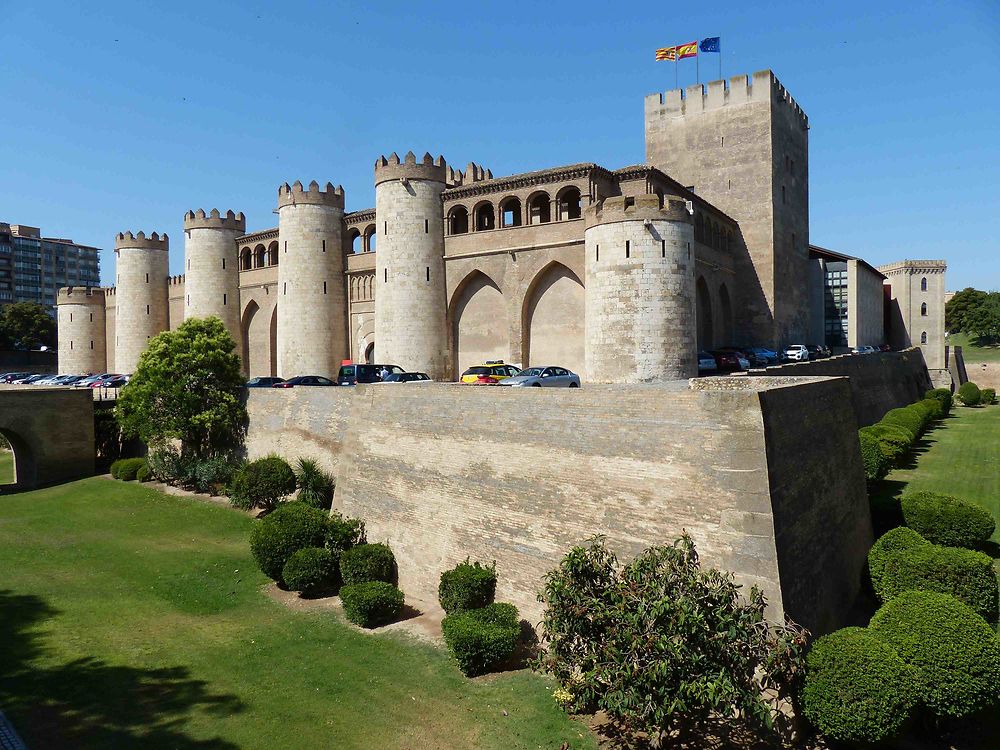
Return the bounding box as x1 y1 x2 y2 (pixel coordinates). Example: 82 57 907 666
925 387 953 414
880 542 998 621
918 397 944 421
111 457 146 481
442 602 521 676
859 431 890 482
249 501 329 584
982 387 996 405
438 559 497 615
957 381 981 406
801 627 917 745
901 490 996 548
282 547 338 597
339 543 395 586
869 591 1000 719
869 526 927 595
136 463 151 483
860 424 911 464
339 581 404 628
229 455 297 512
880 406 926 439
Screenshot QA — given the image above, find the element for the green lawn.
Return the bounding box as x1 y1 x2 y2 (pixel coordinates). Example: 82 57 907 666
872 404 1000 542
949 332 1000 364
0 450 11 484
0 478 596 749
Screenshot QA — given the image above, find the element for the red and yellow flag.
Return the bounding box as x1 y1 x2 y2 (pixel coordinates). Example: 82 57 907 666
654 46 677 61
677 41 698 59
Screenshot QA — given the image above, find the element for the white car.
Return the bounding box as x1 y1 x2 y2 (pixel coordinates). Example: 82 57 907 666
852 345 877 355
784 344 810 362
697 351 717 374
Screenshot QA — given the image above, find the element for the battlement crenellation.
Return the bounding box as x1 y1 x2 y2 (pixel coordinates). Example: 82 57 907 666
115 231 169 251
585 193 692 228
374 151 447 185
184 208 246 232
277 181 345 209
56 286 107 304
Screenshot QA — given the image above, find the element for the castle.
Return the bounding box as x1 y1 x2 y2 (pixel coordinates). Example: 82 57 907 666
56 70 943 382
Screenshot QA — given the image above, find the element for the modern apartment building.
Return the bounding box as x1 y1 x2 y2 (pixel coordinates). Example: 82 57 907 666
0 223 101 311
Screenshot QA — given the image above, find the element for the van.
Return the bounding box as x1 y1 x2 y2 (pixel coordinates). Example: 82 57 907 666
337 363 403 385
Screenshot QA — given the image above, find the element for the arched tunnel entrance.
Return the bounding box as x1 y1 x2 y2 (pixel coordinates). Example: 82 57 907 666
0 429 34 491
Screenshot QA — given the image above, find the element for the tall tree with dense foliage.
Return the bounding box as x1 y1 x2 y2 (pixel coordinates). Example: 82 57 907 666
0 302 56 350
115 317 246 459
946 287 1000 342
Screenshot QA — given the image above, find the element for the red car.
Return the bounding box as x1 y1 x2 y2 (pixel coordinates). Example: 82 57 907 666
709 350 742 372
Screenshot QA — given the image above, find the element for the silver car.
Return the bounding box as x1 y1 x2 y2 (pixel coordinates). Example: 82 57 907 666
498 366 581 388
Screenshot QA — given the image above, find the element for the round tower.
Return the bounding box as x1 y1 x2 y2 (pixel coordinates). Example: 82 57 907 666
374 151 448 378
56 286 107 374
114 230 169 374
584 194 696 382
276 180 347 378
183 208 245 361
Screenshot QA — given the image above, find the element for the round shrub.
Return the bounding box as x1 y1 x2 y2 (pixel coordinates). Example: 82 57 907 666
870 590 1000 719
869 526 928 595
325 511 366 554
339 581 404 628
112 457 146 481
918 397 944 421
880 543 998 621
880 407 925 439
229 455 297 512
858 431 890 482
249 501 329 584
861 425 911 464
982 387 996 405
282 547 338 597
136 463 151 483
438 559 498 615
901 490 996 548
442 602 521 676
801 627 917 746
339 543 395 586
925 387 953 414
957 381 981 406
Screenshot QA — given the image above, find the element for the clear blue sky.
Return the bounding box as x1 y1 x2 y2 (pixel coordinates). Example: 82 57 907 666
1 0 996 290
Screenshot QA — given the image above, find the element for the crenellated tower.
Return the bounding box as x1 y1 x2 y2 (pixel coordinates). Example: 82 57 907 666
374 151 448 378
584 194 696 382
276 180 347 378
183 208 245 363
114 230 169 373
56 286 108 374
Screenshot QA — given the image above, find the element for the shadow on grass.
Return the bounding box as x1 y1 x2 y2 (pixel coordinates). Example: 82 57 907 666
0 590 243 749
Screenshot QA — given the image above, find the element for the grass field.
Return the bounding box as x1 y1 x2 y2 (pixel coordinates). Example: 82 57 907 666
0 478 596 749
949 332 1000 363
0 450 11 484
872 404 1000 542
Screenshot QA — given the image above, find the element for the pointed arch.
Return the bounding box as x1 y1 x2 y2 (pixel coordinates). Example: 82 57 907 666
718 283 734 346
0 428 31 488
450 269 508 378
522 261 584 372
696 276 714 351
269 304 278 377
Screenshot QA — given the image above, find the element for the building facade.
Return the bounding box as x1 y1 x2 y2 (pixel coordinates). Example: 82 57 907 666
881 260 947 374
808 245 887 352
0 223 100 310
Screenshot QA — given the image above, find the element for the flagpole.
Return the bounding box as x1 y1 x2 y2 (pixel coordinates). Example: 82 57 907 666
696 50 699 84
719 38 722 79
674 54 678 89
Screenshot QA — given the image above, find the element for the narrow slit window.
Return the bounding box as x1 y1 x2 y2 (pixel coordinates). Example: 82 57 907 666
223 293 227 305
89 313 93 322
384 268 387 283
146 272 150 282
425 219 429 234
146 304 150 315
384 222 387 235
283 282 287 295
426 266 430 282
596 244 599 262
323 281 327 294
625 240 630 259
90 340 94 349
222 258 226 269
284 241 287 253
70 341 73 350
661 240 666 258
70 312 73 322
322 240 326 253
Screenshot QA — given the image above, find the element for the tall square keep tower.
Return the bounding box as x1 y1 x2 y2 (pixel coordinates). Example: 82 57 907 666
645 70 810 345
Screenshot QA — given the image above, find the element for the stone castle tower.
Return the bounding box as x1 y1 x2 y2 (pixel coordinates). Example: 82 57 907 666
183 208 245 359
645 70 809 346
276 181 347 379
113 231 169 373
374 152 449 380
56 286 107 374
880 260 947 370
584 194 696 382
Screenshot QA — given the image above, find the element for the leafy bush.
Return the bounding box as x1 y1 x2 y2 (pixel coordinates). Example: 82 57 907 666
858 431 890 482
442 602 520 676
339 543 395 586
339 581 404 628
869 590 1000 719
282 547 338 597
191 456 241 495
925 387 953 414
294 457 335 509
229 455 296 513
439 559 498 614
535 535 807 741
136 463 151 483
982 387 996 405
860 424 911 464
868 526 928 595
918 397 944 421
249 501 329 584
880 406 926 439
801 627 917 746
901 490 996 548
111 457 146 481
146 443 199 487
957 381 981 406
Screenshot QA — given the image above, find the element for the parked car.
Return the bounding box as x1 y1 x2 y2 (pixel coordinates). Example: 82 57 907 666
878 344 892 352
273 375 336 388
381 372 431 383
1 372 31 383
784 344 810 362
721 347 764 367
337 363 403 385
805 344 824 360
246 376 285 388
497 366 580 387
746 347 779 365
697 351 718 374
460 361 521 384
75 373 113 387
852 345 878 355
710 350 742 372
11 374 47 385
89 374 125 388
99 375 130 389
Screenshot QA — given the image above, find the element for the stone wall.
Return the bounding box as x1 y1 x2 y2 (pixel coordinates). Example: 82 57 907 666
246 378 873 635
738 348 931 426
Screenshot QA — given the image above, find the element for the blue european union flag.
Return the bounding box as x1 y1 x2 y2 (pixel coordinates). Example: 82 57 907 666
700 37 720 53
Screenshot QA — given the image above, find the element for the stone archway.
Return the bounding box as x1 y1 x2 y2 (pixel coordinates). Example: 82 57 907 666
696 277 714 351
523 262 585 373
450 270 508 377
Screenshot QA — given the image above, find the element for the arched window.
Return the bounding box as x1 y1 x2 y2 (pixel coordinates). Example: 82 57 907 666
267 241 278 266
240 247 252 271
921 302 927 316
527 192 551 224
349 229 362 254
254 244 266 269
694 214 704 243
920 331 927 344
556 187 582 220
474 202 495 231
449 206 469 235
921 277 927 291
499 197 522 227
363 225 377 253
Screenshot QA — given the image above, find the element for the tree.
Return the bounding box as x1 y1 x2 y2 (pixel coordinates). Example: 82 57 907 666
0 302 56 350
964 291 1000 343
115 317 246 459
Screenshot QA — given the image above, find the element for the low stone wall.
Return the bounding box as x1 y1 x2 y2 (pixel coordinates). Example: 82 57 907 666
737 348 932 426
247 378 873 635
